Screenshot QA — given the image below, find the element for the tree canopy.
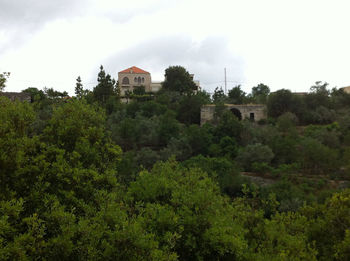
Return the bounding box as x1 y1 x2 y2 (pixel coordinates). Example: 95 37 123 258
162 66 197 95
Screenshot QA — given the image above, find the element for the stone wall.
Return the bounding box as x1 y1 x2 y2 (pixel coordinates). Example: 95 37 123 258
200 104 267 125
0 92 31 102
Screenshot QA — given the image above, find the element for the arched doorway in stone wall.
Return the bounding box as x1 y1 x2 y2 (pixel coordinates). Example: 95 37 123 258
230 107 242 120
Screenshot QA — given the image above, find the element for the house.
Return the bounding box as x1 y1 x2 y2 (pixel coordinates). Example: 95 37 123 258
118 66 200 97
340 86 350 94
118 66 161 96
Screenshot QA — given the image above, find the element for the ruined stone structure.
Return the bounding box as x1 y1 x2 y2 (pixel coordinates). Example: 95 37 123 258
200 104 267 125
0 92 31 102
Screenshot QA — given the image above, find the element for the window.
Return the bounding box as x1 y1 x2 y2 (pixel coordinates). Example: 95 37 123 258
250 113 255 121
142 77 145 83
122 77 129 84
134 77 137 82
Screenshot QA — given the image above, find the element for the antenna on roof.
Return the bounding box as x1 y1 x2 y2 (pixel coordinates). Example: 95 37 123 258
224 68 227 94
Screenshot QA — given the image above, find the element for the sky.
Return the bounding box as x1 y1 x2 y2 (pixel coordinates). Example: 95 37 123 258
1 0 350 95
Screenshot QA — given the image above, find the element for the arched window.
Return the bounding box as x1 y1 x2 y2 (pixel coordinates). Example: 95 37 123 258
134 77 137 82
122 77 129 84
230 108 242 120
138 77 141 84
142 77 145 83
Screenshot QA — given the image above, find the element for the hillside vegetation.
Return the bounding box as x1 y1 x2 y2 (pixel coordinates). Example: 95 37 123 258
1 67 350 260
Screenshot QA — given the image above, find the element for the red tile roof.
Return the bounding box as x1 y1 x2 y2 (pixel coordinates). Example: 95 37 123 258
119 66 150 74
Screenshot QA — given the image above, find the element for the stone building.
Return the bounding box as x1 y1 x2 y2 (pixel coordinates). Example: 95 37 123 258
118 66 200 97
0 92 31 102
340 86 350 94
201 104 267 125
118 66 162 96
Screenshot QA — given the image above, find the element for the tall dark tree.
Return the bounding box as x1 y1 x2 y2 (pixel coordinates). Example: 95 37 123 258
177 90 211 125
212 87 227 103
267 89 303 118
228 85 246 104
0 72 10 91
251 83 270 104
162 66 197 95
75 76 84 99
93 65 117 103
305 81 330 109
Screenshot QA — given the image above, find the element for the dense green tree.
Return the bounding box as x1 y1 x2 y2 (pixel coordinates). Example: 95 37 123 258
228 85 246 104
162 66 197 95
93 65 118 104
267 89 305 118
236 143 274 171
276 112 298 133
0 72 10 91
74 76 91 100
133 85 146 95
212 87 227 103
298 137 339 174
44 87 68 100
128 160 247 260
22 87 46 102
176 90 211 125
251 83 270 104
214 110 242 142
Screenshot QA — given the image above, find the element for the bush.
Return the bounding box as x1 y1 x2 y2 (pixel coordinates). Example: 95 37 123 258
236 143 274 171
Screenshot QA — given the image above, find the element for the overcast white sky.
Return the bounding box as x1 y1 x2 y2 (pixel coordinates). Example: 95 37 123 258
1 0 350 95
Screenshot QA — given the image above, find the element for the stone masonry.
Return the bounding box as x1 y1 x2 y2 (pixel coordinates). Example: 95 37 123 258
201 104 267 125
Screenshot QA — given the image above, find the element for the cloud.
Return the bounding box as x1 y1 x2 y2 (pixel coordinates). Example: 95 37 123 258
0 0 90 53
99 0 178 24
102 35 245 93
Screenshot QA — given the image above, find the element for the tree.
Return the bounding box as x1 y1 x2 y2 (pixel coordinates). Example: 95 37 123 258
93 65 118 103
127 160 247 260
0 72 10 91
74 76 86 99
251 83 270 104
228 85 246 104
214 110 242 142
22 87 46 102
212 87 227 103
267 89 304 118
236 143 274 171
133 85 146 95
298 137 338 174
176 90 211 125
44 87 68 99
162 66 197 95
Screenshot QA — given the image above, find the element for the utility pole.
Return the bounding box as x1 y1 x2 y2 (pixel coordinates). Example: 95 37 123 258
224 68 227 94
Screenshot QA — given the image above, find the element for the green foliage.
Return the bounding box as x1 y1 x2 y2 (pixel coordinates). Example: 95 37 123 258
277 112 298 133
236 143 274 171
228 85 246 104
0 72 10 91
133 85 146 95
212 87 227 103
176 90 211 125
2 67 350 260
183 155 247 197
298 137 339 174
22 87 46 102
128 160 247 260
93 65 118 104
251 83 270 104
214 110 242 142
162 66 197 95
267 89 304 118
